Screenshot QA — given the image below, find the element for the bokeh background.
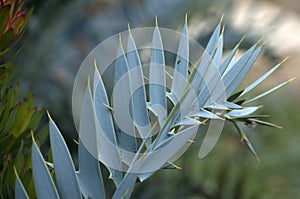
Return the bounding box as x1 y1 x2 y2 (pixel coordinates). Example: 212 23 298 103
17 0 300 198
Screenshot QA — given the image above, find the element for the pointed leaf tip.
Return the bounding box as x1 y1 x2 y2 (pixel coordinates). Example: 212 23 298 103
281 56 289 63
289 77 296 82
185 13 188 24
46 110 51 120
221 25 225 34
128 23 131 32
220 15 224 24
118 33 122 43
93 59 98 69
31 131 35 142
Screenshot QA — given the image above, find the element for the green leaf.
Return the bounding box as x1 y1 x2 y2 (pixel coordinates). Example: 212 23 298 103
2 107 17 133
0 5 10 34
11 15 25 35
14 141 25 173
31 139 59 199
0 29 13 52
244 77 295 104
48 114 82 199
149 22 167 126
14 167 30 199
19 7 33 34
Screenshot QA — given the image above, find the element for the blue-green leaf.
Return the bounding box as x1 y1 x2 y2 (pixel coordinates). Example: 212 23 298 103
171 18 189 99
206 23 221 56
213 33 223 67
220 43 262 98
240 59 287 97
15 168 30 199
127 28 151 139
226 106 260 118
112 173 137 199
113 39 137 159
48 115 81 199
85 71 123 186
189 109 222 119
191 24 223 108
32 137 59 199
138 125 198 173
244 77 295 104
248 118 283 129
138 124 198 182
149 23 167 126
224 101 243 109
232 121 260 161
113 117 157 198
154 83 194 146
172 117 201 128
204 103 229 110
94 66 117 146
77 140 105 199
191 23 221 92
219 37 244 76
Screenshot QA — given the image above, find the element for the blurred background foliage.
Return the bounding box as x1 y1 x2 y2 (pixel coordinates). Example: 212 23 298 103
9 0 300 198
0 0 46 198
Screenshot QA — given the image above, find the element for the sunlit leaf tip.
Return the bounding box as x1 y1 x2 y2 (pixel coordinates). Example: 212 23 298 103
128 23 131 32
185 12 188 24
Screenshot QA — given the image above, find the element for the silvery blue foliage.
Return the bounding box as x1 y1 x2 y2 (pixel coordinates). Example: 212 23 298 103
15 17 292 199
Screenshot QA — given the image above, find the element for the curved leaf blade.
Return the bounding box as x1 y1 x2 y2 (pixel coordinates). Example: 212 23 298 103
48 115 81 199
171 18 189 99
113 39 137 158
244 77 295 104
240 59 287 97
221 43 262 98
83 77 123 186
127 28 151 139
189 109 222 119
77 140 105 199
149 24 167 126
31 139 59 199
232 121 260 161
226 106 260 118
15 168 30 199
